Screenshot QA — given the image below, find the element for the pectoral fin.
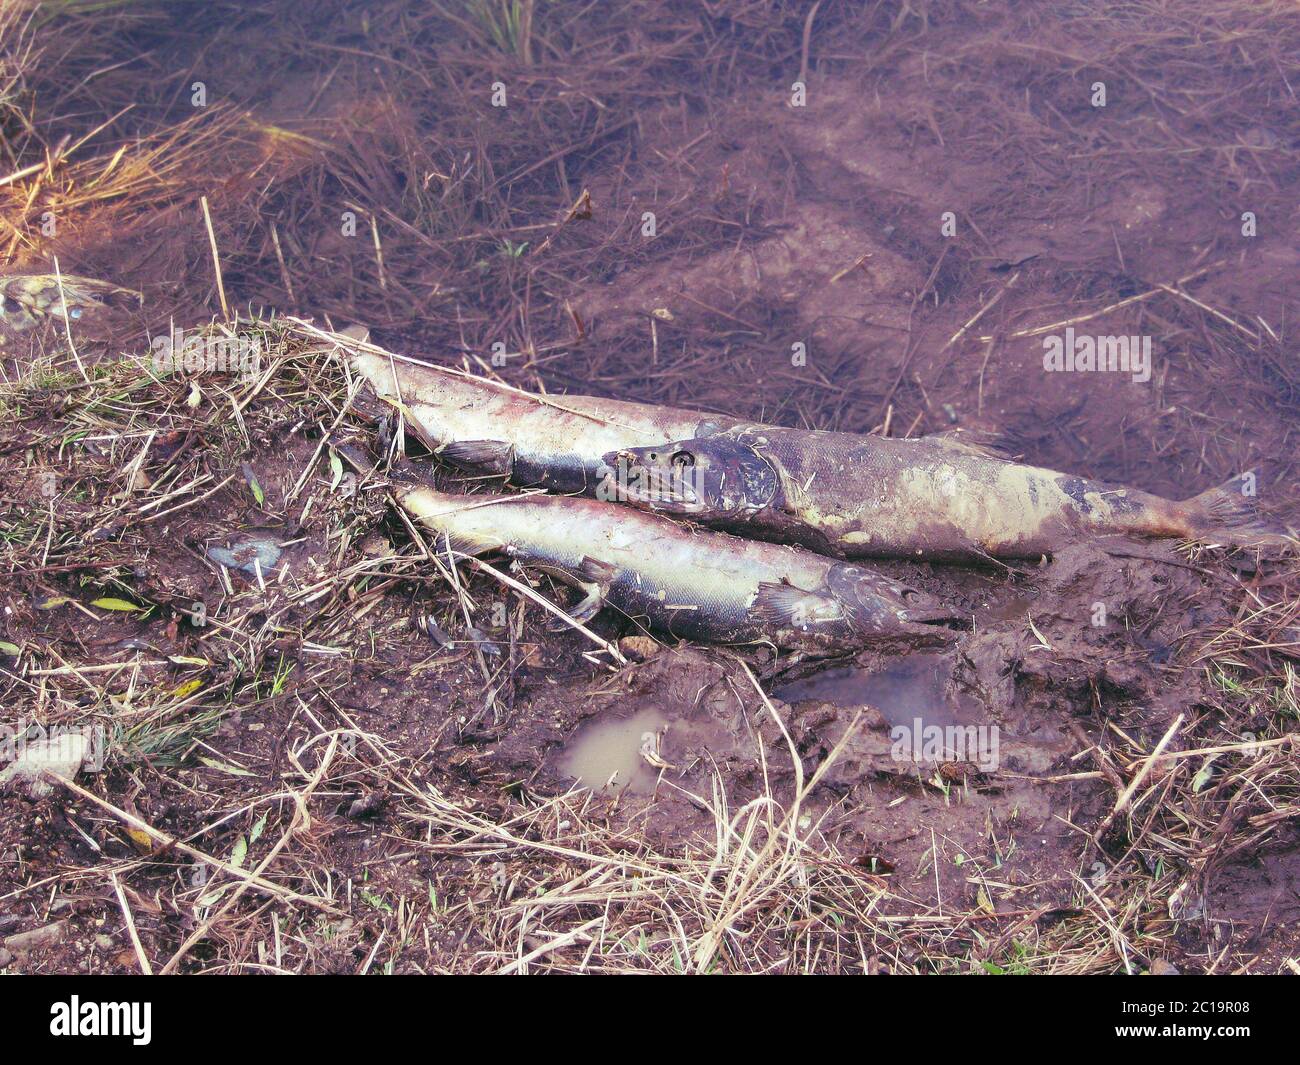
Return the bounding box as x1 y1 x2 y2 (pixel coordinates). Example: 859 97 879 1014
440 528 503 558
754 580 840 630
436 439 515 476
570 557 620 622
568 585 604 622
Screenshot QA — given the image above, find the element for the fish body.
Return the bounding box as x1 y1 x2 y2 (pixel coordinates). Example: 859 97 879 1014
607 424 1284 561
347 348 1284 560
398 486 955 650
352 351 735 493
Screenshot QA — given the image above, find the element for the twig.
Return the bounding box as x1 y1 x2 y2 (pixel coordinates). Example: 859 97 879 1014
1094 713 1185 837
989 263 1219 341
468 555 626 666
110 872 153 975
1155 282 1260 341
940 270 1019 354
46 773 340 914
532 188 593 256
1026 734 1293 782
200 195 230 321
51 258 88 383
269 222 297 308
798 0 824 86
159 735 340 974
496 916 604 974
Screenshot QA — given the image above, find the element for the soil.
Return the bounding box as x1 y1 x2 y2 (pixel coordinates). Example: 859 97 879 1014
0 0 1296 974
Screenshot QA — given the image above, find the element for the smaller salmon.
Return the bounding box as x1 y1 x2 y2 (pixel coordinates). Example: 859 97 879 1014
351 350 734 494
605 425 1289 561
396 486 957 651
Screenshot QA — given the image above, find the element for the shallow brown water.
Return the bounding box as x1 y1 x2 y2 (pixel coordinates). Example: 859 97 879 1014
774 653 984 731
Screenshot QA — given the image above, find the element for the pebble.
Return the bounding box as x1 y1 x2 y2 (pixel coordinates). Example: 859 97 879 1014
4 919 68 954
619 636 661 660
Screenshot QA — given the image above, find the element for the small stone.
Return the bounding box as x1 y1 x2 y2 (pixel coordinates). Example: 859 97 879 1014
347 792 386 819
4 919 68 955
619 636 661 660
0 734 87 798
207 534 282 577
94 934 115 950
1149 958 1180 975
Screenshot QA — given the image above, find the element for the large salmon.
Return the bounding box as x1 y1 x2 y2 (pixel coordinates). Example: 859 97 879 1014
605 425 1287 562
347 347 1285 562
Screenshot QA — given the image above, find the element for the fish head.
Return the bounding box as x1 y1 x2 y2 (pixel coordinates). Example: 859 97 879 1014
603 436 778 517
825 564 963 636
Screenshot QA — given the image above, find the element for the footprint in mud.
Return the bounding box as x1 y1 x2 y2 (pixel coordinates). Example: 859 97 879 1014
557 707 734 795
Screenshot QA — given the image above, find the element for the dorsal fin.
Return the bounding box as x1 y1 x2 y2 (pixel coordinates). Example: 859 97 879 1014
436 438 515 475
924 427 1016 461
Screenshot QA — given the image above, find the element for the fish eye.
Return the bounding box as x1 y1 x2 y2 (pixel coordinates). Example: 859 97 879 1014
671 450 695 469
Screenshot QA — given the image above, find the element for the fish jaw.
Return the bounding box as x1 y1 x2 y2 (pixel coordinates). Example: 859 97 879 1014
897 587 964 627
874 593 967 643
601 448 707 513
825 564 964 635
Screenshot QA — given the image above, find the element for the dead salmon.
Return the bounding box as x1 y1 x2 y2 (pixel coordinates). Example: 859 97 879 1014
397 486 957 651
350 349 736 494
605 424 1289 562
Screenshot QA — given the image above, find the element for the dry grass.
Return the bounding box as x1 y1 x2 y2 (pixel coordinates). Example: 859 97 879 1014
0 322 1294 973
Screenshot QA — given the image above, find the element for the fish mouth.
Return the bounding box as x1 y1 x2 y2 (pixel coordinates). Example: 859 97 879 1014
602 449 702 510
895 588 970 632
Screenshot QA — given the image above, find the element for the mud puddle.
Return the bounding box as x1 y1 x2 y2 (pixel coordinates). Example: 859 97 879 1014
774 653 983 732
557 705 735 795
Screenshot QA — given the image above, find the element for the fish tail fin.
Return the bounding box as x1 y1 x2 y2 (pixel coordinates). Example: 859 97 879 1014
1183 472 1294 547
